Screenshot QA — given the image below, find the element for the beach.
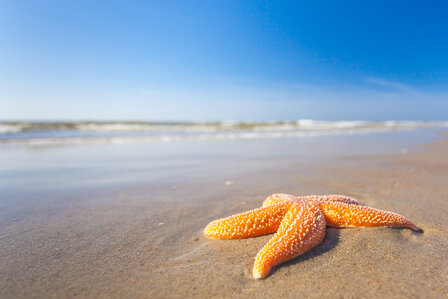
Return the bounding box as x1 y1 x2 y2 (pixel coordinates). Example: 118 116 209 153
1 129 447 298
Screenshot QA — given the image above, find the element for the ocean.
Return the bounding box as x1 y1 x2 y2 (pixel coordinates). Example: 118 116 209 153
1 120 447 145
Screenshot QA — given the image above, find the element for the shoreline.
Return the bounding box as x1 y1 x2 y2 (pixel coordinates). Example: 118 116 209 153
1 130 447 298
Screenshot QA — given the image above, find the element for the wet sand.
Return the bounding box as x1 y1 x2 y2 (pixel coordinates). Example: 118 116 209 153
1 131 447 298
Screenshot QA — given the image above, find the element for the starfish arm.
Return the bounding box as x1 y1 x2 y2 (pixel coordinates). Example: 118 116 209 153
307 194 363 205
203 202 292 239
252 203 326 279
262 194 296 207
262 194 363 208
319 201 421 231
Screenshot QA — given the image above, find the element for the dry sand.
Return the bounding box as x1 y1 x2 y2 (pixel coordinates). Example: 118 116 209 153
1 133 447 298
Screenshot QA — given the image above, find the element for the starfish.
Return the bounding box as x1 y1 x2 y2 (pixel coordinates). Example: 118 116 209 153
204 194 421 279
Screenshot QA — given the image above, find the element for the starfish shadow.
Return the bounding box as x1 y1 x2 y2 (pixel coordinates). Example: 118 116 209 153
391 226 424 233
267 226 423 277
268 227 341 277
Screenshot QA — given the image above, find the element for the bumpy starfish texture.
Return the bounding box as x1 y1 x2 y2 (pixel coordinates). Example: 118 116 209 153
204 194 421 279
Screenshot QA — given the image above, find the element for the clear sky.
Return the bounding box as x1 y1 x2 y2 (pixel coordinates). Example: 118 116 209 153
1 0 447 121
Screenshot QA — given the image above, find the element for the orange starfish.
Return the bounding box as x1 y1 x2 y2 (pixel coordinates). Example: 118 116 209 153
204 194 421 279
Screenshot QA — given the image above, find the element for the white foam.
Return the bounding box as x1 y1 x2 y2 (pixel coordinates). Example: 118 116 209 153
0 124 26 134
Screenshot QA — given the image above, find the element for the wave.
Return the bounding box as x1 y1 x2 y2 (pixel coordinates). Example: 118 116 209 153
0 120 447 144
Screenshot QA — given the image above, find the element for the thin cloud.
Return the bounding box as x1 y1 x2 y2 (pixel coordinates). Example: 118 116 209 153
363 77 415 93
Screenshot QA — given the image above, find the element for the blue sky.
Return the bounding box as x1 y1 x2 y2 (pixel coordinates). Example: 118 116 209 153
1 0 447 121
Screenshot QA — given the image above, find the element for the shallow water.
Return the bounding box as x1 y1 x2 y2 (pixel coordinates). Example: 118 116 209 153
0 129 442 223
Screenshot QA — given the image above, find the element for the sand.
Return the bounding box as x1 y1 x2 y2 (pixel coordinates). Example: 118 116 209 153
1 131 447 298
